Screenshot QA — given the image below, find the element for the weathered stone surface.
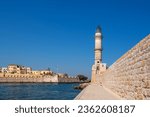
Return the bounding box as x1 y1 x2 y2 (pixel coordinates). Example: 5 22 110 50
101 34 150 100
75 84 120 100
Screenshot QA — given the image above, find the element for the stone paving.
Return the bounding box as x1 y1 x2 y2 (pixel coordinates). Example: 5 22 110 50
75 83 121 100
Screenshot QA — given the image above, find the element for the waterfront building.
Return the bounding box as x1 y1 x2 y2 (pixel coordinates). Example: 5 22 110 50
0 64 70 79
40 70 53 75
57 73 68 78
32 70 41 75
1 67 8 73
26 67 32 74
7 64 18 73
7 64 27 74
20 66 27 74
91 26 107 83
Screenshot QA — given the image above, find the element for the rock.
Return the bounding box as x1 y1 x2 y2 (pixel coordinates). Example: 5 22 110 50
74 83 89 90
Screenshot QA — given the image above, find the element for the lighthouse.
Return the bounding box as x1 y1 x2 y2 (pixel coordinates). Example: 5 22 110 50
94 26 102 64
91 26 106 83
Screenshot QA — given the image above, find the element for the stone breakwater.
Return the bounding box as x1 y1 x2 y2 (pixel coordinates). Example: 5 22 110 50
101 34 150 99
0 75 81 83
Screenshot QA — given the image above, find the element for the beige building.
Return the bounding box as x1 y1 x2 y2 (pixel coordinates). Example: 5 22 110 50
7 64 18 73
40 70 53 75
91 26 107 83
32 70 52 76
57 73 68 78
0 64 56 78
32 70 41 75
7 64 27 74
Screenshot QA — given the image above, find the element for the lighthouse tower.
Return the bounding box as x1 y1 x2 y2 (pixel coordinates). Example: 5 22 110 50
91 26 106 83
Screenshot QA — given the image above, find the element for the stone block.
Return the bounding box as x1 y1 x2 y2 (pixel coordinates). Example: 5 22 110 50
134 92 144 100
142 80 150 88
143 89 150 97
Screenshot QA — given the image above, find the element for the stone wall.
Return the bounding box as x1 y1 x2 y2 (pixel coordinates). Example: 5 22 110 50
0 75 80 83
58 77 80 83
0 76 57 83
101 34 150 99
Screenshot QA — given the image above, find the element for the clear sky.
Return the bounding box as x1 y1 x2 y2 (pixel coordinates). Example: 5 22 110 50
0 0 150 78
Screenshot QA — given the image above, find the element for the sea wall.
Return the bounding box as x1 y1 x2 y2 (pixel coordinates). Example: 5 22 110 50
58 77 80 82
101 34 150 99
0 75 58 83
0 75 80 83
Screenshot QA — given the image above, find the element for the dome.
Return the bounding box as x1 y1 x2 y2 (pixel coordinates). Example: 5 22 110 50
96 26 102 33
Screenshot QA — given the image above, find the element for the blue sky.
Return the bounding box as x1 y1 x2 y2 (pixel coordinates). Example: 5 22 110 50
0 0 150 78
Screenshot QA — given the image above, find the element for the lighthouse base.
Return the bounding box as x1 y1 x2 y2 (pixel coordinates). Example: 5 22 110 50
91 63 107 84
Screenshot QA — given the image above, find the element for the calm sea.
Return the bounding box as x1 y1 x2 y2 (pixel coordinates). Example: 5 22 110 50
0 83 81 100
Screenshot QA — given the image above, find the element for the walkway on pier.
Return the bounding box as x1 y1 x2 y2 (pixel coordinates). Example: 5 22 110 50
75 84 121 100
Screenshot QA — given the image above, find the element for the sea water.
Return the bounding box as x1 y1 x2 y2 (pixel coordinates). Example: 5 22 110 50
0 83 81 100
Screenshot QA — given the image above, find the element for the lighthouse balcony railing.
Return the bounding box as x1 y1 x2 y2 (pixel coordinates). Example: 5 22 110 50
94 48 103 51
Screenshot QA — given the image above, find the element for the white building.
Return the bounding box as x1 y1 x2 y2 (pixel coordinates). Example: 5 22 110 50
26 67 32 74
1 67 8 73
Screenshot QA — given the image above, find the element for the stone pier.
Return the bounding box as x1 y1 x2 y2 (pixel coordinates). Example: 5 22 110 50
75 83 120 100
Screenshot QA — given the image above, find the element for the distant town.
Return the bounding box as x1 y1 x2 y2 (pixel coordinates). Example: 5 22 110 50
0 64 72 79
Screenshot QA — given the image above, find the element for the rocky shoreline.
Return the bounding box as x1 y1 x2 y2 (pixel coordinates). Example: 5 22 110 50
74 83 90 90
